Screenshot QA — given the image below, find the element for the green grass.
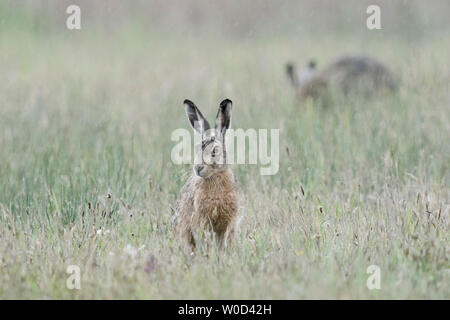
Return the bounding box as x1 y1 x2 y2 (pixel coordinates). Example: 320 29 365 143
0 10 449 299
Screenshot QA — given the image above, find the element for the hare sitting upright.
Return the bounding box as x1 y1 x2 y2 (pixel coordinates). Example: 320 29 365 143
174 99 238 251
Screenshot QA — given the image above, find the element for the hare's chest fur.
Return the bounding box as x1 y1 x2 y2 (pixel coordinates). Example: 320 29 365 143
193 171 238 232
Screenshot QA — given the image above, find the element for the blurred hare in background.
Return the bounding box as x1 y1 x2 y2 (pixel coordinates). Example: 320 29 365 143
286 55 397 102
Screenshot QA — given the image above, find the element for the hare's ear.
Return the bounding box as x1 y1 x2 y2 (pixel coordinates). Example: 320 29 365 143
286 62 298 87
184 99 210 134
215 99 232 136
308 59 317 69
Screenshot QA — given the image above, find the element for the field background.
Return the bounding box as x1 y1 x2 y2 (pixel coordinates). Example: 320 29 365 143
0 0 449 299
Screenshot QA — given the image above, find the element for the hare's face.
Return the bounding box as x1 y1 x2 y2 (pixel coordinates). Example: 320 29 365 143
287 60 321 101
184 99 232 179
298 61 318 87
298 61 329 100
193 135 227 178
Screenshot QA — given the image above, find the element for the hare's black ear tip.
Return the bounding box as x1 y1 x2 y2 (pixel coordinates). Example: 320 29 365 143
220 98 232 108
286 62 294 70
183 99 194 106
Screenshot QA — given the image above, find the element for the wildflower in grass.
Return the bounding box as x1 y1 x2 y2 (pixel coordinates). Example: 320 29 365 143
96 228 110 236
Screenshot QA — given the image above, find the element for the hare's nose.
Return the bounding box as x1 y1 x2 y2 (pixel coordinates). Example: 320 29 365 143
194 165 205 176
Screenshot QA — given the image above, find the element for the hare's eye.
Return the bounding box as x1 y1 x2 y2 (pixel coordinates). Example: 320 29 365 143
212 146 219 157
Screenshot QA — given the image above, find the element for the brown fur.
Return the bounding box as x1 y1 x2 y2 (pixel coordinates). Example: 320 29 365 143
297 75 328 100
175 168 238 251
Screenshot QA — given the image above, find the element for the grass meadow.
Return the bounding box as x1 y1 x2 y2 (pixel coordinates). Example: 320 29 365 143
0 1 449 299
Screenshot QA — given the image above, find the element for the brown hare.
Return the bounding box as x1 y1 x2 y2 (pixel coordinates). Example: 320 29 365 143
174 99 238 252
286 55 397 102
